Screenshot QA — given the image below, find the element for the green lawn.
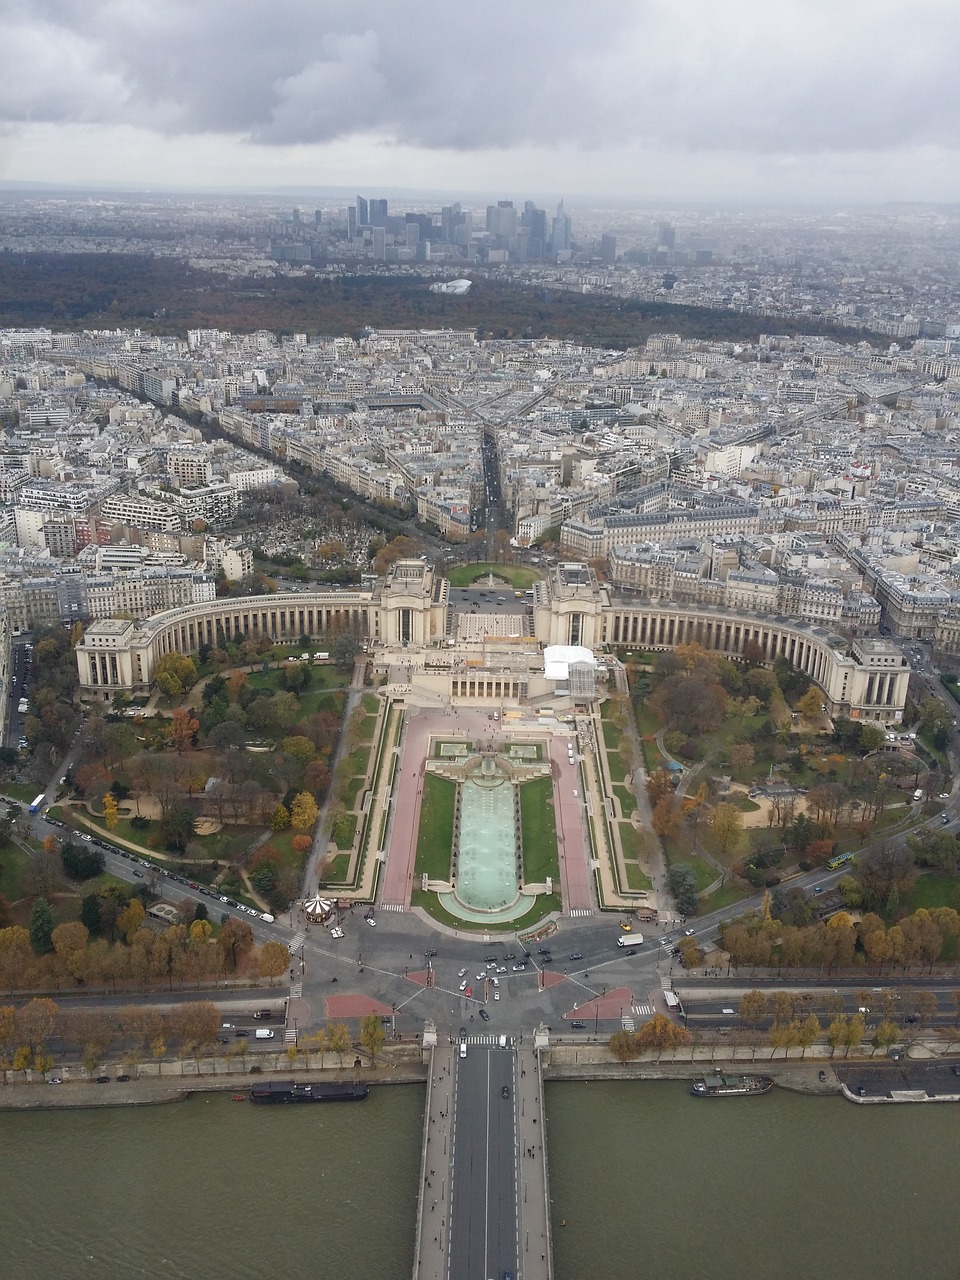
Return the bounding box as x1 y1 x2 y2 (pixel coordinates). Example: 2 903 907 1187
622 860 653 892
330 812 358 850
613 784 636 817
342 776 366 809
727 793 762 813
618 822 651 867
414 775 457 879
410 887 561 933
445 562 542 589
896 874 960 916
320 853 351 884
82 810 260 864
697 880 751 914
345 744 371 777
519 777 559 885
247 665 350 693
361 693 380 716
641 739 662 774
2 782 41 804
605 751 629 783
0 841 30 902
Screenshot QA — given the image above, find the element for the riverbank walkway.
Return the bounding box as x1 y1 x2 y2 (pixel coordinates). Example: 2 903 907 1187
413 1039 552 1280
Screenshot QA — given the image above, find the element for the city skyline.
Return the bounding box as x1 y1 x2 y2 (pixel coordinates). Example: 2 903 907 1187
3 1 960 204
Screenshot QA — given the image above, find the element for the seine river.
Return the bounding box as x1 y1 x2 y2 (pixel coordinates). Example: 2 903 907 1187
3 1081 960 1279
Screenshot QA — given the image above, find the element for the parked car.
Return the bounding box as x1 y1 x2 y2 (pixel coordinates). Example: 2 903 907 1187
478 1008 490 1022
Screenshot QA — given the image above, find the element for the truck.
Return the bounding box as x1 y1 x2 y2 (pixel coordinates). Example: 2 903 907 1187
617 934 644 948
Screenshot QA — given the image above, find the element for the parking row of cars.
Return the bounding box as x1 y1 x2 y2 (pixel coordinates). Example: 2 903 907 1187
49 822 275 922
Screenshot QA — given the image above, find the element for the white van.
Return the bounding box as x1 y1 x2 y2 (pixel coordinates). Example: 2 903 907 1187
459 1042 467 1059
255 1028 275 1040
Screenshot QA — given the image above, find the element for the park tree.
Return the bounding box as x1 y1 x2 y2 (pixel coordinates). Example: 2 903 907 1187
608 1030 638 1062
327 1021 352 1068
61 842 105 881
872 1020 900 1052
646 768 674 807
189 918 213 945
360 1013 386 1065
710 803 747 860
908 829 960 874
217 918 254 971
154 653 199 698
28 899 55 955
738 990 768 1028
651 795 683 840
797 1013 821 1057
331 634 359 669
634 1014 692 1052
102 793 120 830
270 803 291 831
167 708 200 754
856 844 917 909
290 791 320 832
796 686 824 719
727 743 755 774
668 864 698 918
117 898 146 944
258 941 290 982
281 735 316 762
16 997 58 1058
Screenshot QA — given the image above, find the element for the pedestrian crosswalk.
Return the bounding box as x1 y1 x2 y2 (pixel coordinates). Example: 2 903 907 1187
283 1027 298 1044
621 1016 636 1031
289 932 306 951
459 1035 512 1046
567 907 594 918
289 982 302 998
380 902 406 912
634 1004 653 1018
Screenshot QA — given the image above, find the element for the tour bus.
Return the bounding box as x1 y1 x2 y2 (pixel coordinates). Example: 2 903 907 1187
617 933 644 948
664 990 684 1017
29 794 45 815
825 850 856 871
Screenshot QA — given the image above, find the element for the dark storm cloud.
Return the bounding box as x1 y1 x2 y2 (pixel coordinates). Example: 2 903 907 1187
2 0 959 155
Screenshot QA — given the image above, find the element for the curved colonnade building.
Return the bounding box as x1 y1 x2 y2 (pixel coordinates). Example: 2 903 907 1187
77 560 909 724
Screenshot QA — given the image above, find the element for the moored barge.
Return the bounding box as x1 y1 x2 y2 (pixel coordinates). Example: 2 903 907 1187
690 1073 773 1097
250 1080 369 1104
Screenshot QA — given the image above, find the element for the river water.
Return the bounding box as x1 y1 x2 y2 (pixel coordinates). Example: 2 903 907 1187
3 1081 959 1279
547 1080 960 1280
1 1086 425 1280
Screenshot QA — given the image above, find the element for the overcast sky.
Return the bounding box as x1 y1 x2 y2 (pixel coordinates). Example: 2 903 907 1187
3 0 960 203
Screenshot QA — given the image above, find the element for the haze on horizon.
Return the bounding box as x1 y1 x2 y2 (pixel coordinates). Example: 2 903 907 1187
2 0 960 206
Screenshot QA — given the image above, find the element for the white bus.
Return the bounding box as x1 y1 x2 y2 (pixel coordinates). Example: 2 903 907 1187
664 990 683 1016
617 934 644 948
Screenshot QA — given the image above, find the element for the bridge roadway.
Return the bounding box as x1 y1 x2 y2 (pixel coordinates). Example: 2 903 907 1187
413 1040 552 1280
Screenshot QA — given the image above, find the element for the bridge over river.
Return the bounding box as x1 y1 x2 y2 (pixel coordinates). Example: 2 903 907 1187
413 1034 553 1279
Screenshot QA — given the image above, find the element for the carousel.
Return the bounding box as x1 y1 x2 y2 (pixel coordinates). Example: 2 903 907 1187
303 895 335 923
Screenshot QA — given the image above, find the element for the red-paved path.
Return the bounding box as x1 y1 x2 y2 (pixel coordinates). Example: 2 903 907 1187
561 985 634 1021
548 735 594 911
380 708 596 915
325 993 393 1019
540 970 567 989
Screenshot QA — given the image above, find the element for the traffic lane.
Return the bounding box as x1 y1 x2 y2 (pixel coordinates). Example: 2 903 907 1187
34 818 284 937
449 1047 517 1280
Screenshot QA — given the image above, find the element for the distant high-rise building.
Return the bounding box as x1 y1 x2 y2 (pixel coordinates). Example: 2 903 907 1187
658 221 676 249
356 195 369 227
370 198 388 227
347 206 357 238
291 207 301 225
441 202 462 243
314 209 322 226
372 226 386 261
405 222 420 251
600 234 617 264
550 199 572 256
